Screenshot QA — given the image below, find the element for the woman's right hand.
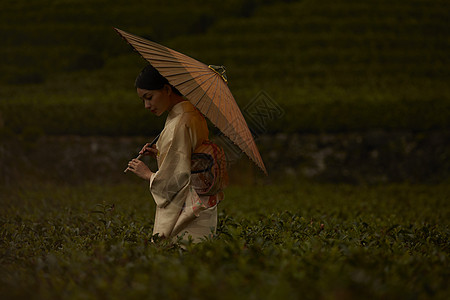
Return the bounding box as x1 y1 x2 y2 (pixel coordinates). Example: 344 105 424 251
139 143 158 159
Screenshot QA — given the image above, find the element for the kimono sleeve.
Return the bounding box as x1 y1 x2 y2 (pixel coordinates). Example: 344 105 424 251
149 123 193 209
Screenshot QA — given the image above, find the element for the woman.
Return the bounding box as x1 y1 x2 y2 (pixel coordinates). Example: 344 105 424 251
126 64 221 243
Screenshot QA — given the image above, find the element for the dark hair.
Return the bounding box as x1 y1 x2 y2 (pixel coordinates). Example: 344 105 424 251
135 64 182 96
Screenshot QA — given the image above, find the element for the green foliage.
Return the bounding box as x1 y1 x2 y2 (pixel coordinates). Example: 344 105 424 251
0 88 166 136
0 0 295 82
0 0 449 134
1 84 447 135
0 182 449 299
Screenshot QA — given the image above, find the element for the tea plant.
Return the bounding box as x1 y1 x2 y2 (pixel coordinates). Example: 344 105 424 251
0 182 448 299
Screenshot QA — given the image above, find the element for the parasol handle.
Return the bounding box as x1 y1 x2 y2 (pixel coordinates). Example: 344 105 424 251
124 134 160 173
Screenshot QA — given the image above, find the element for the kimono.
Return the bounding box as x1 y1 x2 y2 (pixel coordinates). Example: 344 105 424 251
149 100 220 242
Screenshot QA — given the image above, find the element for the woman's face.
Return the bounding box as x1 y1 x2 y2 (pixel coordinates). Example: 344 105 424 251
137 87 171 116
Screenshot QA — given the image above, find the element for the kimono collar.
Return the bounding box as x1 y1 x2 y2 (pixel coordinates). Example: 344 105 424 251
168 100 196 118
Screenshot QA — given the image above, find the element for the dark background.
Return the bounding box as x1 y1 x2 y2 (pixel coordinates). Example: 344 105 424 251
0 0 449 184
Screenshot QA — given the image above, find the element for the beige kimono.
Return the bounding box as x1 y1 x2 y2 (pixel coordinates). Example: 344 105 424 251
149 101 218 242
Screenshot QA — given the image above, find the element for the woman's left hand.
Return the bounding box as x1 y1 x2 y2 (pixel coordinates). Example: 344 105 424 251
126 159 153 181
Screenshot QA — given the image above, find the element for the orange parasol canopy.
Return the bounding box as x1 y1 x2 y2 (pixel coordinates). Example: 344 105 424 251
115 28 267 175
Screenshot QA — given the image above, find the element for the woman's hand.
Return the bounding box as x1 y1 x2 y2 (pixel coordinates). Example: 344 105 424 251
126 159 153 181
139 143 158 159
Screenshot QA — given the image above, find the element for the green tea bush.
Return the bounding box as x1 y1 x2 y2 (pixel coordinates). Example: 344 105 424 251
0 91 165 136
0 182 448 299
0 0 449 134
1 85 449 135
0 0 299 79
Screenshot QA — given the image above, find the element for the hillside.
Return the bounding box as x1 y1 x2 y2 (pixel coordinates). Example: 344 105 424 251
0 0 449 135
